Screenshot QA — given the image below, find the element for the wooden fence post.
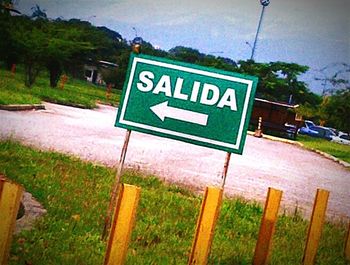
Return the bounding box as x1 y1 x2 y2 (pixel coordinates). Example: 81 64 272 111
188 187 223 265
0 179 23 265
253 187 283 265
104 184 141 265
302 189 329 265
345 221 350 261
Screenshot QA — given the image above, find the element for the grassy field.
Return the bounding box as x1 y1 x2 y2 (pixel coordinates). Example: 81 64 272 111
0 67 121 108
0 140 348 264
297 135 350 164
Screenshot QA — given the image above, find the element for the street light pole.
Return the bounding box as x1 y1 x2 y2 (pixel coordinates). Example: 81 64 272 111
250 0 270 61
132 27 138 38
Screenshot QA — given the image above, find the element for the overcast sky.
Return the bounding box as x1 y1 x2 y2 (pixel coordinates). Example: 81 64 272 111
16 0 350 94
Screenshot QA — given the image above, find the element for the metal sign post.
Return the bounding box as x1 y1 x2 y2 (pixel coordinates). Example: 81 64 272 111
103 44 143 239
102 129 132 239
221 152 232 189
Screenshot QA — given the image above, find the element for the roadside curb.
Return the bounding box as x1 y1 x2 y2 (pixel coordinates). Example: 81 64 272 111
302 147 350 168
247 131 350 168
248 131 302 146
0 104 45 111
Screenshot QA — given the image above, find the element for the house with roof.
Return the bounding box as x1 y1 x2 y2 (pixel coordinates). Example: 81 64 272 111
84 60 118 85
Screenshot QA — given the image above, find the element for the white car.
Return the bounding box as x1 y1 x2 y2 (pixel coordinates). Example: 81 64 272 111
331 133 350 145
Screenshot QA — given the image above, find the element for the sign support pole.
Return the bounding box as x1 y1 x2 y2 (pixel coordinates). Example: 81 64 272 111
103 129 132 240
115 129 132 185
221 152 232 189
103 42 141 240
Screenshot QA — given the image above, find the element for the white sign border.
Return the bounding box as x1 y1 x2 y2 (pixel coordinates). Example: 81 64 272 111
118 57 253 150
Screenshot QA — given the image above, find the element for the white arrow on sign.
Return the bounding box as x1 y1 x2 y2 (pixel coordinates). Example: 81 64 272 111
150 101 208 126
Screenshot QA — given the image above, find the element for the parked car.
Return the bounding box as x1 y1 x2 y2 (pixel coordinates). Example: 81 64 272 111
281 123 297 138
298 120 336 140
304 120 315 128
331 133 350 145
298 120 319 137
310 126 336 140
298 126 319 137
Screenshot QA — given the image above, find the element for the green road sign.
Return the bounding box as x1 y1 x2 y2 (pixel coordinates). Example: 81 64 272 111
115 53 258 154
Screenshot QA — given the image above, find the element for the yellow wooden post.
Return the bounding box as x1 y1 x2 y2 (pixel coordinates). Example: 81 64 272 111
188 187 223 265
253 187 283 265
0 177 4 196
302 189 329 265
345 221 350 261
104 184 141 265
0 179 23 265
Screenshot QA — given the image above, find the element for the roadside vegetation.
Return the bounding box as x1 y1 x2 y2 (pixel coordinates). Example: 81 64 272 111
297 135 350 164
0 67 121 108
0 140 348 265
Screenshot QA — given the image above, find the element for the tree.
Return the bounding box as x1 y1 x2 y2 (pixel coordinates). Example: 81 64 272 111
238 60 281 101
138 40 168 58
114 47 131 89
10 16 48 87
97 26 123 42
295 63 350 130
168 46 203 63
60 19 126 83
270 62 310 102
237 60 317 105
7 15 110 87
44 21 94 87
314 63 350 95
323 88 350 132
0 0 21 69
30 4 47 19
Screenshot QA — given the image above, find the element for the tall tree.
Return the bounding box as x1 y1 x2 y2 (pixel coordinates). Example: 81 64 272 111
30 4 47 19
0 0 20 69
168 46 203 63
10 16 48 87
237 60 316 104
44 20 94 87
323 88 350 132
270 62 309 103
8 15 102 87
314 63 350 95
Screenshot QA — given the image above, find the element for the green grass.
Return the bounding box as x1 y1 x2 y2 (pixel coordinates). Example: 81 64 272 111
0 67 121 108
297 135 350 164
0 140 348 264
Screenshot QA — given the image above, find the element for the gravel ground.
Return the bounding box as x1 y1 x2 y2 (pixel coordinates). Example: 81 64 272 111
0 102 349 220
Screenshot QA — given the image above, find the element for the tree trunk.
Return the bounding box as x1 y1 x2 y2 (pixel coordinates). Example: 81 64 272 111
47 61 62 88
24 62 40 88
5 55 17 71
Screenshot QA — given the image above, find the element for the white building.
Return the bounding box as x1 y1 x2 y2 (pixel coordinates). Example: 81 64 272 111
84 60 118 85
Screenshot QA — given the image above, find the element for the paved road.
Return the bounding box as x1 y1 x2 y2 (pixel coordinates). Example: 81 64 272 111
0 103 349 219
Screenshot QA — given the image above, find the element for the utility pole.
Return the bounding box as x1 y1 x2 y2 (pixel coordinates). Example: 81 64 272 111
250 0 270 60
